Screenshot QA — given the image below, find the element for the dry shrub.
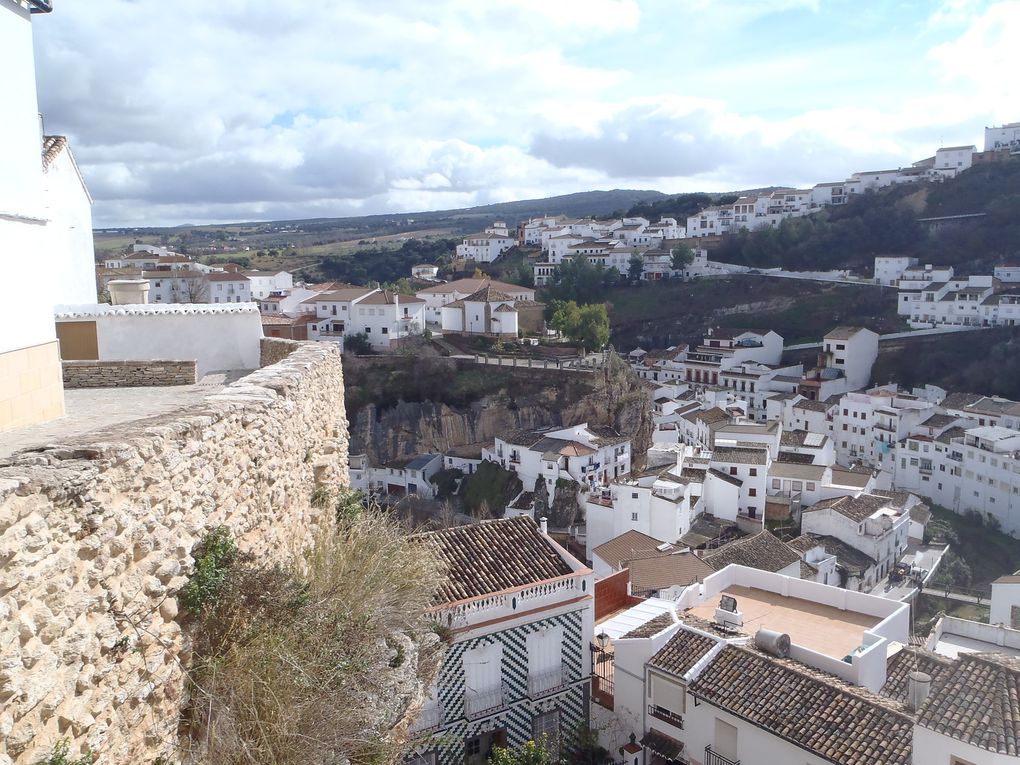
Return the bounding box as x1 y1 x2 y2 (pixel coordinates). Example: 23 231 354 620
182 507 445 765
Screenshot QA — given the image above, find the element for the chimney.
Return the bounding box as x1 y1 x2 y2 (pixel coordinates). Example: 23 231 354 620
539 516 548 534
907 671 932 711
108 279 150 305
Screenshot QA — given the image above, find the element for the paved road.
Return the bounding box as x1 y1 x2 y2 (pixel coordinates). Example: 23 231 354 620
784 325 989 351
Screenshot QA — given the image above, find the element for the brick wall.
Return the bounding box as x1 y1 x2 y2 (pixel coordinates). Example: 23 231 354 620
62 360 198 388
595 569 643 621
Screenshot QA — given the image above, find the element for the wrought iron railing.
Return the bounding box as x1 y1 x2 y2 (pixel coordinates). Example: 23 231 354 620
704 745 739 765
409 703 443 734
528 665 565 699
464 683 507 720
648 704 684 729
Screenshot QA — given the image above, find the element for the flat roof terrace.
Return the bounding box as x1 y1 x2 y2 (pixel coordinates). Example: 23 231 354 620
0 371 248 459
686 584 881 658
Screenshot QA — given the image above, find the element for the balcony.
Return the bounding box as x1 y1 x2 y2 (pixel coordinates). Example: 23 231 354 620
705 745 740 765
409 703 443 735
528 665 566 699
648 704 684 729
464 683 508 720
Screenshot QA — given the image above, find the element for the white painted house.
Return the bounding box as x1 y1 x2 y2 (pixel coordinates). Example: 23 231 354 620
439 285 520 337
486 424 632 501
416 278 536 325
1 0 97 431
305 287 426 350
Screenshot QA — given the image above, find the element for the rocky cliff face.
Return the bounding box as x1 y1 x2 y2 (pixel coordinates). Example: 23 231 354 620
346 355 652 467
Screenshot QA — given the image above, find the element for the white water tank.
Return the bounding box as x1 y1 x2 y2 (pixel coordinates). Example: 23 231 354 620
108 279 150 305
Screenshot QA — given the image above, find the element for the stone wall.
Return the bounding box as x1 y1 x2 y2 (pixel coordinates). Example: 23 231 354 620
0 341 349 764
62 360 198 388
260 336 302 368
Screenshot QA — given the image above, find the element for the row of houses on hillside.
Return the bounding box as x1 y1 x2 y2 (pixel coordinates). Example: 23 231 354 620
878 258 1020 329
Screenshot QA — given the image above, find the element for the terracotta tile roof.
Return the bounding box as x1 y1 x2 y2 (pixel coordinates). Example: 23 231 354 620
207 271 250 282
703 530 800 574
679 514 738 549
690 646 914 765
358 290 425 305
806 534 876 575
805 494 892 522
620 610 677 640
794 398 834 412
592 529 666 569
41 135 67 169
627 553 715 597
640 730 684 760
711 445 769 465
881 647 956 703
461 285 513 302
421 516 575 604
648 627 718 676
918 652 1020 754
416 278 534 296
824 326 870 340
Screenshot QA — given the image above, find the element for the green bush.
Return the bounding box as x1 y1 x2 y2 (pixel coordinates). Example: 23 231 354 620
34 740 94 765
180 527 237 615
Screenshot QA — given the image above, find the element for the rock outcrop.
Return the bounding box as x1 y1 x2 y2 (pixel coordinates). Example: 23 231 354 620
346 354 653 468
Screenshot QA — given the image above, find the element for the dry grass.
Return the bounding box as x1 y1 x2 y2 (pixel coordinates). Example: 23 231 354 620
181 507 445 765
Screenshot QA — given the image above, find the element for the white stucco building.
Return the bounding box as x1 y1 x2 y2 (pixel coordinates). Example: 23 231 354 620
486 424 632 501
1 0 98 432
304 286 426 350
985 121 1020 152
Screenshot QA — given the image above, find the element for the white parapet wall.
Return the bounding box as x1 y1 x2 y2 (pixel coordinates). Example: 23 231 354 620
55 303 264 376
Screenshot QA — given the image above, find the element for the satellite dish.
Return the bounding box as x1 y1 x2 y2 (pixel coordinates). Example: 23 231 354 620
720 595 737 613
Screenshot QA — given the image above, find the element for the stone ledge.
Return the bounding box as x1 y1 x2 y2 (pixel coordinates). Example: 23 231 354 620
62 360 198 388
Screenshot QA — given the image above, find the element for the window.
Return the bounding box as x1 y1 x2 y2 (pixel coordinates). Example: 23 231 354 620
772 479 780 490
749 468 757 477
632 492 639 499
748 488 757 497
532 710 560 758
714 719 738 760
631 512 638 521
806 482 816 491
729 467 737 475
382 327 389 334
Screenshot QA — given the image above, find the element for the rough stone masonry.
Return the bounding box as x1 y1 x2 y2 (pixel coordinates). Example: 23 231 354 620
0 339 349 764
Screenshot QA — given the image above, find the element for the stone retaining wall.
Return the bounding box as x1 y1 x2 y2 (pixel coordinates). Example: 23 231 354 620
62 360 198 388
0 341 349 764
260 336 303 367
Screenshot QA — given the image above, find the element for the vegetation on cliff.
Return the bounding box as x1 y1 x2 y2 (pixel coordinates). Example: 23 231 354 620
871 326 1020 399
712 160 1020 273
179 498 445 765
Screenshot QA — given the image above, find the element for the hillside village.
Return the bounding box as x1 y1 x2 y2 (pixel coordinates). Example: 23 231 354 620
7 2 1020 765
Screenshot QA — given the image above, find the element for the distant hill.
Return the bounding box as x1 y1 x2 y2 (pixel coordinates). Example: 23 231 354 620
711 159 1020 274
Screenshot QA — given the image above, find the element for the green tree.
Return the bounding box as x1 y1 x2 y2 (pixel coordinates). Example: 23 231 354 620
490 738 553 765
551 300 610 350
544 254 610 306
627 254 644 284
670 244 694 272
344 333 372 355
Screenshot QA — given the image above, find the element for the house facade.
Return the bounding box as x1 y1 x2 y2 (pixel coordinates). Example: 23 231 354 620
406 517 593 765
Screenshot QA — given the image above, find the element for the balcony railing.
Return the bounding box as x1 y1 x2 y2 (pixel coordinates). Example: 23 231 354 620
648 704 684 729
705 745 740 765
409 703 443 734
528 665 566 699
464 683 508 720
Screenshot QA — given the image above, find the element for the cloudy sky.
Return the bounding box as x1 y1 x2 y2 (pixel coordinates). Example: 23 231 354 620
32 0 1019 228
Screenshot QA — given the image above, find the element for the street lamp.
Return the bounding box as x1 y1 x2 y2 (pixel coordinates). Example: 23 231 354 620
595 632 609 651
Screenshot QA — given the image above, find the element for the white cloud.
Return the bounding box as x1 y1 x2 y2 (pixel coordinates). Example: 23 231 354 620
28 0 1016 226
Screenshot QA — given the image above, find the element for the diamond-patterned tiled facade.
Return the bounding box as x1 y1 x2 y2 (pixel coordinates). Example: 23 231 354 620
408 608 589 764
